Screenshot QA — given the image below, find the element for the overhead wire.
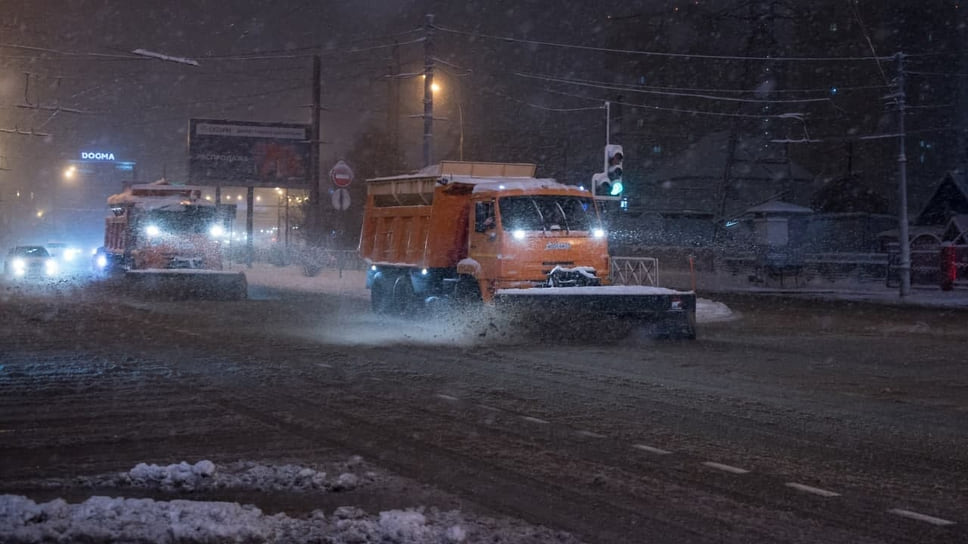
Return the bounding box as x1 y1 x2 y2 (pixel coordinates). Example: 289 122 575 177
514 72 833 104
431 23 895 62
509 72 891 95
540 87 809 120
479 87 605 113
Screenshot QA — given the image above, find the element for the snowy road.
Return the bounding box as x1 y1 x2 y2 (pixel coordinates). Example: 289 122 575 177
1 278 967 543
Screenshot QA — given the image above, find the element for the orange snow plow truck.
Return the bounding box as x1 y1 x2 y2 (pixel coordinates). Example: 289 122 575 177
99 179 247 300
359 161 696 338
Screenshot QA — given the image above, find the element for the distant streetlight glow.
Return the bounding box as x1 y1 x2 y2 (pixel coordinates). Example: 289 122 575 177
431 82 441 93
63 165 77 180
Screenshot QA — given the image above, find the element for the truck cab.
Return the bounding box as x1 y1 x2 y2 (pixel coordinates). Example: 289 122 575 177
460 183 609 298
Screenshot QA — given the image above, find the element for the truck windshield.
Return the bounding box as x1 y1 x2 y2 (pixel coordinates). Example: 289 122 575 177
499 195 597 233
146 206 220 235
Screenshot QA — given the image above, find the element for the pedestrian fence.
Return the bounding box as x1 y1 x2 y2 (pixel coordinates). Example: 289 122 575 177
609 257 659 287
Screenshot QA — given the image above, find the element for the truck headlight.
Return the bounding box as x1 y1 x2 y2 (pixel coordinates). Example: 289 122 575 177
145 224 162 237
12 258 26 276
96 255 108 269
209 224 225 238
592 228 606 239
45 259 58 276
512 229 526 240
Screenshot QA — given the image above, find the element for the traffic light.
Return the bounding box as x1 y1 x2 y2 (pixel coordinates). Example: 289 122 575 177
604 144 623 196
592 172 612 197
592 145 625 198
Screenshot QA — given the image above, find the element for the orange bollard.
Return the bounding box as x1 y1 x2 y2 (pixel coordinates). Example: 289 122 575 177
940 244 956 291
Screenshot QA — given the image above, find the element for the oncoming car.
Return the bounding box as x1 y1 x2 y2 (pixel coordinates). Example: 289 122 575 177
4 246 58 280
46 242 83 263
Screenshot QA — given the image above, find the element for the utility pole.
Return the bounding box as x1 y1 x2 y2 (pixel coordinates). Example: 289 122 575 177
387 41 400 169
895 52 911 297
310 53 322 244
422 14 435 168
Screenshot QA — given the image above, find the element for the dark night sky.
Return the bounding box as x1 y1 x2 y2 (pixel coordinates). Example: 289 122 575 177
0 1 964 245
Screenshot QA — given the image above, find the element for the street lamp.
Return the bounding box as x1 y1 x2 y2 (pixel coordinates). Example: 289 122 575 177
63 165 76 180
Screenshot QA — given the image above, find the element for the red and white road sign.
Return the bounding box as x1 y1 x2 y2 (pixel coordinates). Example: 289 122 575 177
329 160 354 188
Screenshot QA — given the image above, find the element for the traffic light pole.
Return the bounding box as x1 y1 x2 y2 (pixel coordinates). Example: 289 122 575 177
604 100 611 170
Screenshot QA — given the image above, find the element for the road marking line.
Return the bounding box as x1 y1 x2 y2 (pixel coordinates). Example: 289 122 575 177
576 430 605 438
702 461 750 474
633 444 672 455
522 416 549 425
785 482 841 497
477 404 500 412
436 394 459 402
315 363 332 368
888 509 956 526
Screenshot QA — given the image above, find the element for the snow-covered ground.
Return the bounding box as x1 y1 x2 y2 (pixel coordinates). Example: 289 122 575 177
0 265 737 543
1 460 582 544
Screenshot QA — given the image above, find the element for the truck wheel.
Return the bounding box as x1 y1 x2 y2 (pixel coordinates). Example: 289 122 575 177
454 277 482 306
391 275 417 315
371 275 394 315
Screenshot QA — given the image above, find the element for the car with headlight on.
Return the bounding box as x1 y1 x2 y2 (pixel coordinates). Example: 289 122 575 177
46 241 92 275
4 245 58 280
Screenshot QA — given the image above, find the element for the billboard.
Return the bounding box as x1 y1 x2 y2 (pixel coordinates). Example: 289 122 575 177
188 119 311 187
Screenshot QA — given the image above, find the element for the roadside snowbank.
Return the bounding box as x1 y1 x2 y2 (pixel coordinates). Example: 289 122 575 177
0 460 583 544
77 459 372 493
0 494 507 544
697 297 736 323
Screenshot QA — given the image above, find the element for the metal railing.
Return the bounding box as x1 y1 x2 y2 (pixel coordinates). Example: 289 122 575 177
610 257 659 286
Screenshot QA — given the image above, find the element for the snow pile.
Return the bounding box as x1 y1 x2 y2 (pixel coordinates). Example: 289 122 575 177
696 297 736 323
125 460 216 491
0 496 581 544
75 459 373 494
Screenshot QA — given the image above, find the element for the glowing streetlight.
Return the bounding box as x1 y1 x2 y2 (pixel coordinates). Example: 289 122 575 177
420 74 441 93
63 165 77 180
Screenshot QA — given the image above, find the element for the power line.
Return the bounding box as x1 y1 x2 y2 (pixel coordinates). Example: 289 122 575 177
0 42 143 60
514 72 833 104
346 36 426 54
0 127 50 137
479 87 605 113
772 125 963 144
906 70 968 77
541 87 808 120
431 23 894 63
510 72 890 95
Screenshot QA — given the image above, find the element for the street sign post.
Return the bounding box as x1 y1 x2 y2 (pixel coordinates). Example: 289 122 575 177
331 188 351 211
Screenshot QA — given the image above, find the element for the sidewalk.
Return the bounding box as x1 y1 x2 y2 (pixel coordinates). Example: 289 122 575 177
661 268 968 310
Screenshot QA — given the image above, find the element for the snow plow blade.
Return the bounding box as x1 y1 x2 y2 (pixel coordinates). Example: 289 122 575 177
492 286 696 339
125 270 247 300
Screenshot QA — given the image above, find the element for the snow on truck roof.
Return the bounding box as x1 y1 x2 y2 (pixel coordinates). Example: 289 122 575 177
107 178 213 209
467 177 581 194
367 161 589 195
